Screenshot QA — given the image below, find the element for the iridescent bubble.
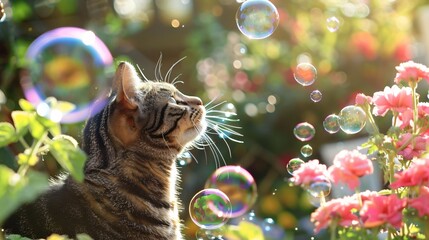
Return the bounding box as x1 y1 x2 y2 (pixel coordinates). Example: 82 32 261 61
205 166 257 218
310 90 322 102
23 27 114 123
307 176 332 198
339 105 367 134
189 189 232 230
300 144 313 158
236 0 279 39
326 16 340 32
177 151 192 166
221 103 237 117
293 122 316 141
286 158 304 175
294 63 317 86
323 114 340 134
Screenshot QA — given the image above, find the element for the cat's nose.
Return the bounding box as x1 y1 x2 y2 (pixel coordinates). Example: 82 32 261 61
190 96 203 106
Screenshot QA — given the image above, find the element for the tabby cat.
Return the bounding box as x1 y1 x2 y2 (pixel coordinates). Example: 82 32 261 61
4 61 207 240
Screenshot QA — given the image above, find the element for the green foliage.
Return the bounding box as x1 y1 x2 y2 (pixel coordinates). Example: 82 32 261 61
0 98 87 236
0 165 49 224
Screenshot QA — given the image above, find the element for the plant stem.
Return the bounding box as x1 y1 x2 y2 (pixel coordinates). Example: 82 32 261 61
17 131 48 176
330 223 337 240
411 82 418 136
388 152 395 185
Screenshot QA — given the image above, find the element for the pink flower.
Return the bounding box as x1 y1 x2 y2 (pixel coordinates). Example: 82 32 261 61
328 150 373 190
311 196 360 233
390 158 429 189
360 194 406 229
408 186 429 217
394 61 429 85
355 93 372 106
372 85 413 116
291 160 328 187
395 133 428 160
397 102 429 129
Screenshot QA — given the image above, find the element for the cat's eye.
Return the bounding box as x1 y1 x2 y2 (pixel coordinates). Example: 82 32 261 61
168 97 177 104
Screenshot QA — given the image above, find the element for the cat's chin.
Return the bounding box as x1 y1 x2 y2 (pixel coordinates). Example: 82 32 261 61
179 121 207 146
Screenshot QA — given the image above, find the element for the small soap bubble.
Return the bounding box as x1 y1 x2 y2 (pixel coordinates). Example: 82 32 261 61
339 105 367 134
323 114 340 134
177 151 192 166
23 27 113 123
293 122 316 141
221 103 237 117
300 144 313 158
205 166 257 218
189 189 232 230
236 0 279 39
307 176 332 198
286 158 305 175
294 63 317 86
326 16 340 32
310 90 322 102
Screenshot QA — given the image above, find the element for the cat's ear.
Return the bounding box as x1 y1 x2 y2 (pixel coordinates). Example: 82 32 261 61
113 62 141 110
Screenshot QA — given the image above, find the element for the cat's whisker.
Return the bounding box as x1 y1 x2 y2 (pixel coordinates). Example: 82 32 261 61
171 76 184 86
204 96 223 109
205 110 238 117
155 54 163 82
206 119 243 134
136 64 149 82
164 56 186 83
205 100 226 111
205 115 240 122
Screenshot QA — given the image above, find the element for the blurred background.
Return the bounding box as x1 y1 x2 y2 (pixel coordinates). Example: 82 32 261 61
1 0 429 239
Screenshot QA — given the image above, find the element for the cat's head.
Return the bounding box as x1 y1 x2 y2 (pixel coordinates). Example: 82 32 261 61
108 61 206 153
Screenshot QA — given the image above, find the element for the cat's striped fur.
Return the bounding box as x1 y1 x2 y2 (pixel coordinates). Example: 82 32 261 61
4 61 207 240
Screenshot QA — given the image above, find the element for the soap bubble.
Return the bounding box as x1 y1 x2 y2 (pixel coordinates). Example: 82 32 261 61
307 176 332 198
310 90 322 102
236 0 279 39
323 114 341 134
189 189 232 230
221 103 237 117
205 166 257 218
339 105 367 134
300 144 313 158
326 16 340 32
177 151 192 166
294 63 317 86
293 122 315 141
23 27 113 123
286 158 304 175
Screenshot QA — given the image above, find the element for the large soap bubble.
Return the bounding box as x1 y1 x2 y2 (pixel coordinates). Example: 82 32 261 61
205 166 257 218
189 188 232 230
236 0 279 39
23 27 114 123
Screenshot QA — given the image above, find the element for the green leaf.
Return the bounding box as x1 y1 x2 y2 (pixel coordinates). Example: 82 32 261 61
50 137 87 182
0 166 49 223
28 116 46 139
0 122 18 147
55 101 76 115
76 234 94 240
11 111 32 138
6 234 32 240
18 99 34 112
